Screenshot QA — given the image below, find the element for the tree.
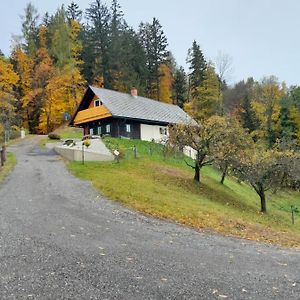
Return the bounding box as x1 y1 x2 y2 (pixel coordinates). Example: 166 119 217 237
213 117 253 184
187 40 206 100
240 94 260 134
168 115 226 183
139 18 168 99
232 147 299 213
67 2 82 22
185 64 220 121
11 46 34 127
252 76 284 147
0 56 19 141
23 26 54 133
21 3 39 57
172 66 187 108
215 51 233 84
48 7 73 69
86 0 111 86
159 64 173 103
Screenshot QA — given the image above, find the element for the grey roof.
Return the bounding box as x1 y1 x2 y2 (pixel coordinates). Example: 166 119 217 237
90 86 194 125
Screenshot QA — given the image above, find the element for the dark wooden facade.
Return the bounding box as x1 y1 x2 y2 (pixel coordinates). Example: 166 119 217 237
83 117 142 139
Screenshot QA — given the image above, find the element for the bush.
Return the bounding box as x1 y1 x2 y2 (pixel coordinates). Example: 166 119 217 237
83 139 91 148
48 133 61 140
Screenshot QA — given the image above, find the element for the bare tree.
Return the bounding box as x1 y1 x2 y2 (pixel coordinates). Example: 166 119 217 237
215 51 233 84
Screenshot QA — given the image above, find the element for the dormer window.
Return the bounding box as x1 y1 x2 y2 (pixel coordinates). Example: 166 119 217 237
94 99 102 107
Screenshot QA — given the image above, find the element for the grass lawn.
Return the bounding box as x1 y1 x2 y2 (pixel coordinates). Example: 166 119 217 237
67 137 300 247
39 126 83 148
0 153 16 183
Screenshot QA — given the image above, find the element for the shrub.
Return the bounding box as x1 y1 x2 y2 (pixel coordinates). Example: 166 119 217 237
83 139 91 148
48 133 61 140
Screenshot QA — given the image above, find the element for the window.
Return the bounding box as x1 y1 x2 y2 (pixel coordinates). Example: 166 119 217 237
94 100 102 107
97 126 102 135
106 124 111 133
126 124 131 133
159 127 167 135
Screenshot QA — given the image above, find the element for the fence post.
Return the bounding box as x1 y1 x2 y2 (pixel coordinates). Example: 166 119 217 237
1 146 6 167
133 145 137 159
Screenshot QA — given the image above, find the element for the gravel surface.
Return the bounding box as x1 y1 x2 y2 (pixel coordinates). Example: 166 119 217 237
0 137 299 300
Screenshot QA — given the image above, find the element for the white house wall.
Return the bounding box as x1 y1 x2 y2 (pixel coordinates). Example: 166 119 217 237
140 124 167 142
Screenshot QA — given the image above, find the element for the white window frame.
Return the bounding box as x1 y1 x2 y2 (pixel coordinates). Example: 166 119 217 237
126 124 131 133
106 124 111 133
97 126 102 135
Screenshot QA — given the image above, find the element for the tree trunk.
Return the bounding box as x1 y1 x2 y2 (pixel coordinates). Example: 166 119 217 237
194 161 200 182
259 189 267 213
220 164 228 185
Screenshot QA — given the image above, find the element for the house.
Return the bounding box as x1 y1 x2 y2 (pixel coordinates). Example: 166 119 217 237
70 86 194 142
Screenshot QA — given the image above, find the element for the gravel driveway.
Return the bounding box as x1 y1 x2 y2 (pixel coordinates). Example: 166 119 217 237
0 137 299 299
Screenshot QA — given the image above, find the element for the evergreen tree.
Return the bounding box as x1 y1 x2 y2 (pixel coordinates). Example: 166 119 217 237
187 40 206 100
67 2 82 22
48 7 72 69
86 0 111 87
107 0 126 89
279 104 296 145
172 66 187 108
139 18 168 100
240 94 259 133
21 3 39 57
185 64 220 121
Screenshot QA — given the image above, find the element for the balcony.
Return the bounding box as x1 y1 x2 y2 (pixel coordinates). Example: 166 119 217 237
74 105 112 125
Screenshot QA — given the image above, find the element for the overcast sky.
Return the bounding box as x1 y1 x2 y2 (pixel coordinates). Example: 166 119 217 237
1 0 299 86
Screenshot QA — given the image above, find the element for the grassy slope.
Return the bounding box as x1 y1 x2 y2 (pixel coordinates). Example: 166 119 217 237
67 137 300 247
0 153 16 183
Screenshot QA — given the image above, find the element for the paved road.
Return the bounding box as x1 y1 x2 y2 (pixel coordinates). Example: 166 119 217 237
0 137 299 300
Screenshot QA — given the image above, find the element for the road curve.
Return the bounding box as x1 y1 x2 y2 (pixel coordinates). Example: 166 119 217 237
0 137 299 300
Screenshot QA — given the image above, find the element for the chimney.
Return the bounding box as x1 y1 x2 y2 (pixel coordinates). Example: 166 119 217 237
131 87 138 98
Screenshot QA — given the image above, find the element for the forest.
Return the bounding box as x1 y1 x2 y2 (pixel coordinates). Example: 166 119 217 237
1 1 300 212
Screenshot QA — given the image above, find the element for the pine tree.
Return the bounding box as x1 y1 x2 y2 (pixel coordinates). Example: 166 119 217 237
139 18 168 99
86 0 111 87
172 66 187 108
48 7 72 69
185 64 220 121
240 94 259 133
21 3 39 57
187 40 206 100
67 2 82 22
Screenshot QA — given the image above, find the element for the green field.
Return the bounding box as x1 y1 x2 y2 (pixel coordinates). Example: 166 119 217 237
67 137 300 247
0 153 16 183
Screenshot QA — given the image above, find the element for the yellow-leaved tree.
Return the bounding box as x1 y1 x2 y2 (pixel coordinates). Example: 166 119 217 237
185 63 220 121
39 19 85 133
11 47 34 128
0 56 19 140
159 64 173 103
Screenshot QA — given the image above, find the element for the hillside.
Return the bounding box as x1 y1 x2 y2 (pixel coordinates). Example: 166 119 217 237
67 137 300 247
